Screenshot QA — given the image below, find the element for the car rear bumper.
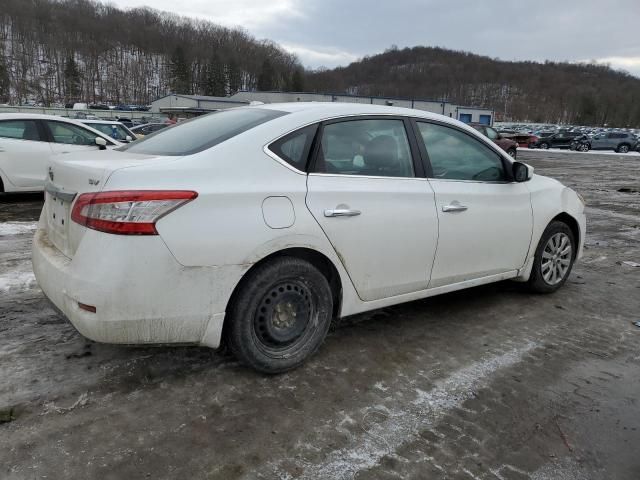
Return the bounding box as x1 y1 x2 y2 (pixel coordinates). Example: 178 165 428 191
32 224 246 348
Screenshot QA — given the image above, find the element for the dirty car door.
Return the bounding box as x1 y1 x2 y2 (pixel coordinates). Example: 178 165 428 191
305 117 438 301
415 120 533 287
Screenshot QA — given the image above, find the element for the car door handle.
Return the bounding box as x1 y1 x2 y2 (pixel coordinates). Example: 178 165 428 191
442 204 468 213
324 208 361 217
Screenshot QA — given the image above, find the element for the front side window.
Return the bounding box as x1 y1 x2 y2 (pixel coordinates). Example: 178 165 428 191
268 124 317 170
417 122 507 182
120 108 287 156
0 120 41 141
314 119 414 177
47 122 98 145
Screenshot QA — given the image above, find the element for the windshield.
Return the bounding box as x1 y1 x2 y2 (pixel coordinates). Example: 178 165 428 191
119 108 287 156
90 123 132 141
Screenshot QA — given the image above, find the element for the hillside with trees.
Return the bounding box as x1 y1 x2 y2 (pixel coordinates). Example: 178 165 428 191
0 0 304 106
306 46 640 127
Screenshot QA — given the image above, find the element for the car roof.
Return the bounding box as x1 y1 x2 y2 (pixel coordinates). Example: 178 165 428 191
0 113 92 122
0 113 122 144
253 102 473 131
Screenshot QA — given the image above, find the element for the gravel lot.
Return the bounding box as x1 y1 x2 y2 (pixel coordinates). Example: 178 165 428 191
1 150 639 479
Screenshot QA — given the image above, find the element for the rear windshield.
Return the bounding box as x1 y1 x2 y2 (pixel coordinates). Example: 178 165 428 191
118 108 287 156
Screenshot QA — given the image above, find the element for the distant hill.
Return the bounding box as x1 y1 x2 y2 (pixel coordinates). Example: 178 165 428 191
0 0 304 106
305 46 640 127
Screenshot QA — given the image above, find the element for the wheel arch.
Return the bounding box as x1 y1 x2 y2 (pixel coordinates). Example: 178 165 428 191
223 246 343 331
550 212 580 257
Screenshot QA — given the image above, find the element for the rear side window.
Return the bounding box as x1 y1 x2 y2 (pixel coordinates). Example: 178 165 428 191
46 121 97 145
314 119 414 177
120 108 287 156
0 120 41 141
268 124 317 170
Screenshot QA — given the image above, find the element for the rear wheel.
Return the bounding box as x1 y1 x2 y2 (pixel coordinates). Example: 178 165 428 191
616 144 630 153
528 221 576 293
578 143 590 152
225 257 333 373
507 148 517 158
539 142 549 150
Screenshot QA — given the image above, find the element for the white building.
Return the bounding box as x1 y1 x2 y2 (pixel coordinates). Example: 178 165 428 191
150 91 495 125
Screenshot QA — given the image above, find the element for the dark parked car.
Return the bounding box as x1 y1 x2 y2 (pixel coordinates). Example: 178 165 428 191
470 124 518 157
532 131 584 150
571 132 638 153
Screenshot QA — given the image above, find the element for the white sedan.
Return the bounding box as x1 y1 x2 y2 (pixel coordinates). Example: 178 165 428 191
0 114 120 193
32 103 586 373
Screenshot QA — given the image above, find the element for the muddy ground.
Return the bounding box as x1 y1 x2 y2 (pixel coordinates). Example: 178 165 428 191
1 150 639 480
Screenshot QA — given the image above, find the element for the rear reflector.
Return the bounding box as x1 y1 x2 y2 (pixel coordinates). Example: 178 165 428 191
78 302 97 313
71 190 197 235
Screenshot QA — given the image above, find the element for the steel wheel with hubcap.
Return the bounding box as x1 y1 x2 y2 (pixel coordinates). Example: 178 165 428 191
528 221 576 293
225 257 333 373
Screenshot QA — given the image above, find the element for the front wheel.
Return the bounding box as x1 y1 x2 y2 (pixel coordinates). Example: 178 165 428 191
224 257 333 373
539 142 549 150
507 148 517 158
578 143 590 152
527 221 576 293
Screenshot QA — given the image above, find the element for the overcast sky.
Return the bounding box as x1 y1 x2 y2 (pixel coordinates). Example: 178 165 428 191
109 0 640 76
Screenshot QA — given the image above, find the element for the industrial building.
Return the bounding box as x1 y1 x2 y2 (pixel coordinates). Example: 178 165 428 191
150 91 494 125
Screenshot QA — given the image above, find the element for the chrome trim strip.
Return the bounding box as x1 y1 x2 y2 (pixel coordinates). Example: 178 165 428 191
44 182 77 202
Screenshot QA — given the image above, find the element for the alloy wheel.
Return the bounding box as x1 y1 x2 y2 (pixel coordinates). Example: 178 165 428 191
541 232 572 285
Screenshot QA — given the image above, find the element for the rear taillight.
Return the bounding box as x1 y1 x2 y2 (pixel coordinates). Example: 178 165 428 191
71 190 197 235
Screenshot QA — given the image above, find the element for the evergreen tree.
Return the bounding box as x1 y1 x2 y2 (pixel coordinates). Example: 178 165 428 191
257 58 275 91
169 46 191 94
204 54 227 96
290 67 305 92
63 55 81 102
226 59 242 94
0 57 10 103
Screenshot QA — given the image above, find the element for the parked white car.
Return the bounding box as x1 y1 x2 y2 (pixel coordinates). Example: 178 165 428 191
0 114 121 192
32 103 586 373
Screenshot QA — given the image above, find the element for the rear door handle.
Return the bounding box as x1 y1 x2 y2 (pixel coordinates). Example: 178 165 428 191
324 208 361 217
442 203 468 213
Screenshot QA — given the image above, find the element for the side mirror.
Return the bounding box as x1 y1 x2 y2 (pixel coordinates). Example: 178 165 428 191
512 161 533 182
125 135 132 142
95 137 107 150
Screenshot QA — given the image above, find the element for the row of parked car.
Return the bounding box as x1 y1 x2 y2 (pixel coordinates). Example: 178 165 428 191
496 124 640 153
0 113 169 193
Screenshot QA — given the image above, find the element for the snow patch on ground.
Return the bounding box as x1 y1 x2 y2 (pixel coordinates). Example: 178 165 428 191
530 457 591 480
0 221 38 236
525 148 640 156
0 263 37 293
274 341 539 479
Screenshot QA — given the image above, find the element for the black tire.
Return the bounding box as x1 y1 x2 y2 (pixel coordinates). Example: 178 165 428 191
225 257 333 373
527 221 576 294
539 142 549 150
616 144 630 153
579 143 590 152
507 148 517 158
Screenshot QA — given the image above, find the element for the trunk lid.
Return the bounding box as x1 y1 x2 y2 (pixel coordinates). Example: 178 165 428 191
43 150 176 258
